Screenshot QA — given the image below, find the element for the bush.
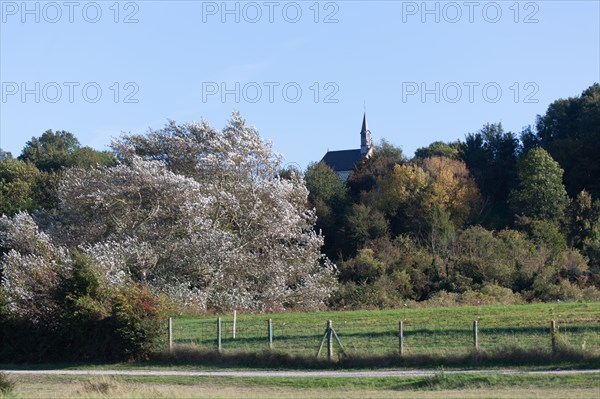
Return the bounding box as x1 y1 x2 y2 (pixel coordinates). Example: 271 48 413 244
111 284 169 360
330 279 406 309
0 251 169 362
460 284 523 305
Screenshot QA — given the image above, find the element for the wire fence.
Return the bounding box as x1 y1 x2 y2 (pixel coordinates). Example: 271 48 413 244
167 317 600 357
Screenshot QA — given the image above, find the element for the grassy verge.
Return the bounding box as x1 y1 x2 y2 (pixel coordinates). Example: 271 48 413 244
3 372 599 399
148 344 600 369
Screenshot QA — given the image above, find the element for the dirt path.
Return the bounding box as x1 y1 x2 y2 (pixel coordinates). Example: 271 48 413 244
2 369 599 378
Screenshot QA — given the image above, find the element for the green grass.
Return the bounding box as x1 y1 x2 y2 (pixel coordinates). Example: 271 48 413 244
57 372 600 391
5 372 600 399
170 302 600 358
1 302 598 371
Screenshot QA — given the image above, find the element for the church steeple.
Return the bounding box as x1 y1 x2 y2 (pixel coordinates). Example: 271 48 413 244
360 112 372 156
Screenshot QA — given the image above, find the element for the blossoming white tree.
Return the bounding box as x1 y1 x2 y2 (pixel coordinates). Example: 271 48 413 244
1 113 335 312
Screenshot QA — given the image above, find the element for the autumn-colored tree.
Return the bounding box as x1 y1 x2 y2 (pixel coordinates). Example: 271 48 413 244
373 163 437 236
421 156 482 227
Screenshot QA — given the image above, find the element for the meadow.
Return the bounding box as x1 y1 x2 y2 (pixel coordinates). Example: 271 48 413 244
1 302 599 398
169 302 600 361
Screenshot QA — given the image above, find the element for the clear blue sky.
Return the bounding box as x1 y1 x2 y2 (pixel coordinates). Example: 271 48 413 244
1 0 599 169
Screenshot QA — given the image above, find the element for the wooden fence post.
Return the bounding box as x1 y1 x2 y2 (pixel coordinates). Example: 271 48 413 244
551 320 557 355
168 317 173 352
473 320 479 351
399 320 404 356
327 320 333 362
268 319 273 349
232 310 237 340
217 317 222 352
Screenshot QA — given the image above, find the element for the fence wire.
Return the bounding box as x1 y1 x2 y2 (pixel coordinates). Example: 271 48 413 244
169 318 600 356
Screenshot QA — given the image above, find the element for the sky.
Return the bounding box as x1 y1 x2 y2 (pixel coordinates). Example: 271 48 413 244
1 0 599 169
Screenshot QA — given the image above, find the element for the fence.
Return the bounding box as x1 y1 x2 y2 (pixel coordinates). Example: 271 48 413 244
166 316 600 359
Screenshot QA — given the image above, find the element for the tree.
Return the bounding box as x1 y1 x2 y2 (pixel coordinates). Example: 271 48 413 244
414 141 461 160
304 162 350 260
305 162 348 206
460 123 520 228
566 190 598 249
0 149 12 161
509 148 569 223
347 140 404 200
19 130 114 172
421 156 482 227
36 112 336 311
346 204 388 248
534 84 600 198
373 163 438 236
0 159 43 216
19 130 80 172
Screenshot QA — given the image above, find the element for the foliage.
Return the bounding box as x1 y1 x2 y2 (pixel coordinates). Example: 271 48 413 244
460 123 520 228
534 83 600 198
3 113 336 313
0 149 12 161
372 163 437 236
0 219 168 362
421 156 482 227
338 248 385 283
18 130 114 172
414 140 461 160
346 140 404 200
566 190 599 249
509 148 569 223
304 162 351 259
346 204 388 248
0 159 43 216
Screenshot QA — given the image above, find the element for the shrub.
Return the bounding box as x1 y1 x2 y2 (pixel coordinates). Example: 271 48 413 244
111 284 169 360
0 249 170 362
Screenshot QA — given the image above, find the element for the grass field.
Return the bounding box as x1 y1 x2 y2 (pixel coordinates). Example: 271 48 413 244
170 302 600 359
3 372 600 399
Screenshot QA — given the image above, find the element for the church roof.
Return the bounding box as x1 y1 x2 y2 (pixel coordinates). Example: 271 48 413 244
321 149 363 172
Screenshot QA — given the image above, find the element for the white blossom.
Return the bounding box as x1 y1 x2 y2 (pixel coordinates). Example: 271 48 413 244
1 113 336 312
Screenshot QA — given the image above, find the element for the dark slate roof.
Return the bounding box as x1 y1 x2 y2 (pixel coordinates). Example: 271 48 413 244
321 149 363 172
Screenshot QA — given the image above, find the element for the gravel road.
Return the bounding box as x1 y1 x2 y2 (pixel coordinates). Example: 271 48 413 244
2 369 599 378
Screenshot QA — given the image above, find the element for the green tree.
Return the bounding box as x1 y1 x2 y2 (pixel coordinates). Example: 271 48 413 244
19 130 114 172
0 149 12 161
0 159 43 216
304 161 350 259
566 190 598 249
460 123 520 228
414 141 461 160
535 84 600 198
346 204 389 248
509 148 569 223
19 130 80 172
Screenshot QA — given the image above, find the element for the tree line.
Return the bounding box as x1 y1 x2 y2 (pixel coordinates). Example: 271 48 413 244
0 84 598 319
306 83 600 308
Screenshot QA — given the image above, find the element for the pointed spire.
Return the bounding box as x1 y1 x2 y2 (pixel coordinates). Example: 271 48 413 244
360 112 372 156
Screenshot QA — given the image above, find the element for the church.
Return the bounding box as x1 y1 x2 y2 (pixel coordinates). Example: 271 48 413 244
321 113 374 181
